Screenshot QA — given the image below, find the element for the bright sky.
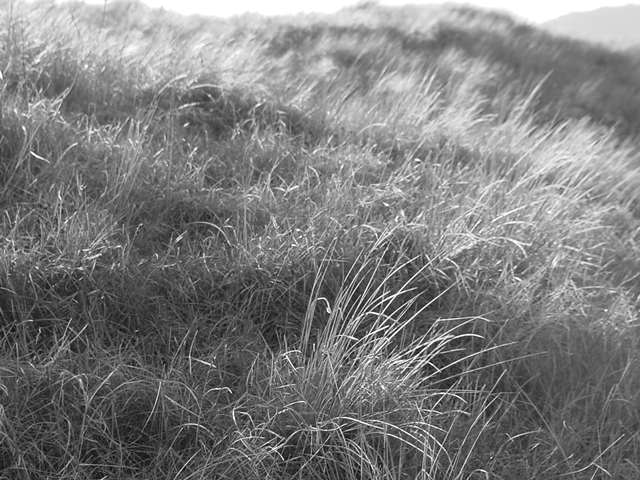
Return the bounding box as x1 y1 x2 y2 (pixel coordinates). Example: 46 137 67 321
126 1 640 23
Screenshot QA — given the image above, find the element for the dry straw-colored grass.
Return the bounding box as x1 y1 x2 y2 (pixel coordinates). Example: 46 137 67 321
0 1 639 478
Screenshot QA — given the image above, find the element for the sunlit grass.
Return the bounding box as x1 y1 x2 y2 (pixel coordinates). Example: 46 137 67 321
0 1 639 479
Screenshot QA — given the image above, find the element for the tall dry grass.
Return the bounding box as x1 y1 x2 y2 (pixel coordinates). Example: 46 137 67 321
0 1 639 479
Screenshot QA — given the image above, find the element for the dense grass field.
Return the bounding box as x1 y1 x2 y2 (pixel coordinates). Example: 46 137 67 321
1 1 640 478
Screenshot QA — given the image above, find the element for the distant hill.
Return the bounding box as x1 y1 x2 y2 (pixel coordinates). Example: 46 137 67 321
544 5 640 49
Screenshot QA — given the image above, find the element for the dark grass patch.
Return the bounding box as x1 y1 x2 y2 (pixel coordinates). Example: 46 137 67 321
0 352 232 479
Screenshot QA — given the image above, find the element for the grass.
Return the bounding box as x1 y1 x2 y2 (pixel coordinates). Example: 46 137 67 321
0 0 639 478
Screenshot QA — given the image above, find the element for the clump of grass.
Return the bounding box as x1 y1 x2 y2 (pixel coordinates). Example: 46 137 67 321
216 237 502 479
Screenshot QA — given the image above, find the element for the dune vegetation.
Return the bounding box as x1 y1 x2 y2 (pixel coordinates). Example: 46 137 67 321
0 1 639 478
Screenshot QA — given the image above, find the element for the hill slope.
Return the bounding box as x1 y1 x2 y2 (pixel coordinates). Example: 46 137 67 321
544 4 640 48
0 1 639 479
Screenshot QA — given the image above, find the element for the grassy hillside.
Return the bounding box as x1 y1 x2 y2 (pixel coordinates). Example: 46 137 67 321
0 1 639 479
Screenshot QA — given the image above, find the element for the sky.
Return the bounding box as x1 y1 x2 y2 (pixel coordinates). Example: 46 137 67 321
122 0 640 23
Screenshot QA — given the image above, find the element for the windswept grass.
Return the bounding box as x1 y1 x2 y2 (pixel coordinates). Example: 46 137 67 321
0 1 639 478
